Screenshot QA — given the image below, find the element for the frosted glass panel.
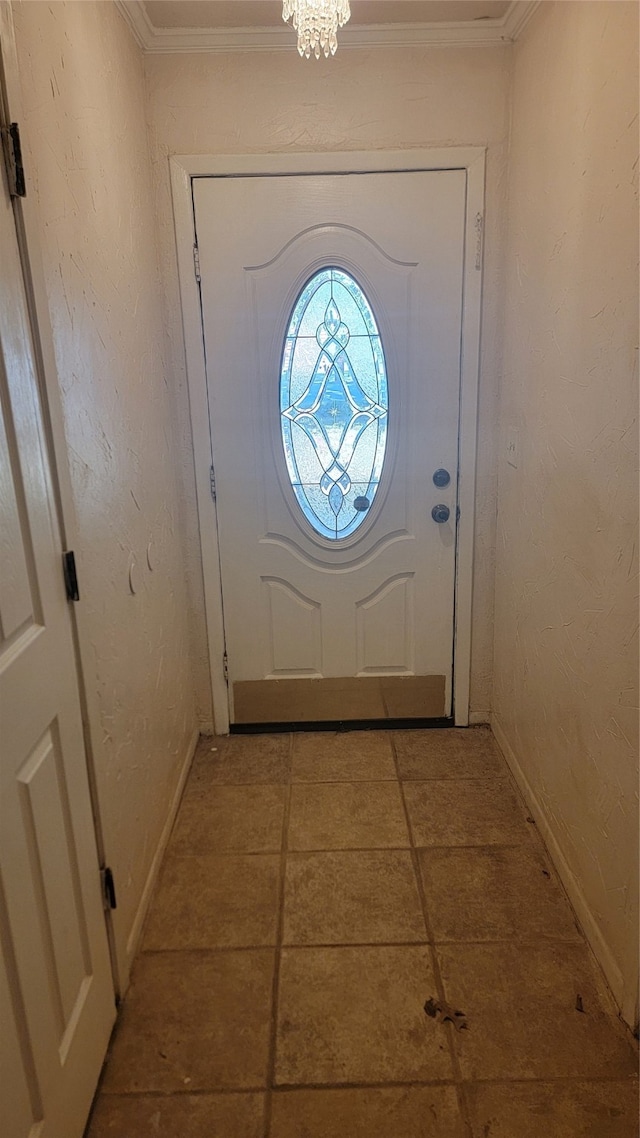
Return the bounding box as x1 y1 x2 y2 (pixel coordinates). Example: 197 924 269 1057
280 268 389 540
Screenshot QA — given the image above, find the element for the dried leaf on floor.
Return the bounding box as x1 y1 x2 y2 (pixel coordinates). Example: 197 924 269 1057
424 996 468 1031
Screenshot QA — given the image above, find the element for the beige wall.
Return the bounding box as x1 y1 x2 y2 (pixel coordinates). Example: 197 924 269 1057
144 42 512 726
13 0 198 985
493 1 639 1025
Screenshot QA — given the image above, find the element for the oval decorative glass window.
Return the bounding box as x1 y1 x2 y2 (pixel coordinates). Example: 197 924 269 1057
280 267 389 540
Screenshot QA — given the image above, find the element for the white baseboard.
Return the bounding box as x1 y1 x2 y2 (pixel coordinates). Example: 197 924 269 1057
469 709 491 725
124 727 200 979
491 715 629 1022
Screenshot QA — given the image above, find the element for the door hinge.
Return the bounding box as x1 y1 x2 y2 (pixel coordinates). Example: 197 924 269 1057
193 243 201 282
100 866 117 910
474 211 484 271
209 464 216 501
223 652 229 683
1 123 26 198
62 550 80 602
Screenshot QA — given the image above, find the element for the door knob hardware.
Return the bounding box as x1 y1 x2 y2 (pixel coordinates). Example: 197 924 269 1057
433 468 451 488
431 504 450 524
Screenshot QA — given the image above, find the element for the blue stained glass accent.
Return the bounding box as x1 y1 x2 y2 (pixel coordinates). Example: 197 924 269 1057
280 267 389 540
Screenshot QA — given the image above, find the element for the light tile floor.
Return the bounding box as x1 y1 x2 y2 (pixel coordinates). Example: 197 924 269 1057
86 728 639 1137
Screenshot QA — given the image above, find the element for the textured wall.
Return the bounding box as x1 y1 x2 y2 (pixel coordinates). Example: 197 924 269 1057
494 1 639 1023
13 0 198 984
144 42 511 725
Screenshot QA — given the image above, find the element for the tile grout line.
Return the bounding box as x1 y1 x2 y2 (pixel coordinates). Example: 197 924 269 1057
390 732 474 1136
161 840 540 857
138 931 585 955
158 840 539 865
94 1070 640 1101
184 775 521 788
263 733 293 1138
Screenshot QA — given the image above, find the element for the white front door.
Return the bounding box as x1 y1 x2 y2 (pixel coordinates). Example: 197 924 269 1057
0 145 115 1134
193 171 466 725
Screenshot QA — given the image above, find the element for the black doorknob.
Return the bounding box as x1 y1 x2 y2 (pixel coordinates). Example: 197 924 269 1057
353 496 370 512
431 504 450 524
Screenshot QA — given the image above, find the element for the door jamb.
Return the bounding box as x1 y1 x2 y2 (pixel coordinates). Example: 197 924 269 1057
170 148 486 732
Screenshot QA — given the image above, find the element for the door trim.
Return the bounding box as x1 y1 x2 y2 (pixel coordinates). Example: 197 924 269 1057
170 148 486 732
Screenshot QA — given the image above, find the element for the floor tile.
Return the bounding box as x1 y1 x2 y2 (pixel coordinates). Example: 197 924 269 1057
418 845 581 943
436 942 638 1081
275 945 453 1085
143 854 280 949
169 784 286 854
288 782 409 850
465 1080 640 1138
186 734 291 788
101 950 274 1093
403 779 529 846
86 1092 264 1138
283 850 426 944
292 731 395 782
270 1086 466 1137
395 727 504 780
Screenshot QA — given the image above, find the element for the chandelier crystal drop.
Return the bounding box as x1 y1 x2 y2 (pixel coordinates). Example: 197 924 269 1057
282 0 351 59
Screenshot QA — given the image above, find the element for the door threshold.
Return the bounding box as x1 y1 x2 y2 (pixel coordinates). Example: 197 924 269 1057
230 717 454 734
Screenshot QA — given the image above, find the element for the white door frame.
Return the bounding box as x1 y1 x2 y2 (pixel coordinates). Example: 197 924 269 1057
170 148 485 733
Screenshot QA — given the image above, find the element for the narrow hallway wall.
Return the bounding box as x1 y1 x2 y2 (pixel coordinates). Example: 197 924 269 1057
493 0 639 1025
143 42 512 729
13 0 198 987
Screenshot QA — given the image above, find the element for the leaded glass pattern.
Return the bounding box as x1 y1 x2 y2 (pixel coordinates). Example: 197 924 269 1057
280 268 389 540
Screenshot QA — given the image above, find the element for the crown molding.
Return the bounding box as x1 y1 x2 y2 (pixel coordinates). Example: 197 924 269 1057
502 0 541 40
115 0 153 48
115 0 542 55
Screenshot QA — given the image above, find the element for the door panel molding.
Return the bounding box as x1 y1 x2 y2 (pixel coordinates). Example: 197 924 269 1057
246 221 418 274
250 228 410 558
262 576 322 677
171 148 485 732
260 528 412 573
356 573 414 675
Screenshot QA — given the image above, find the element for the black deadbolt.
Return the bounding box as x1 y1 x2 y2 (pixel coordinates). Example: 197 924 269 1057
433 468 451 488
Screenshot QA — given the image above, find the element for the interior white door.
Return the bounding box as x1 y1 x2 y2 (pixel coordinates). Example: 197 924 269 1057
193 171 466 724
0 154 115 1133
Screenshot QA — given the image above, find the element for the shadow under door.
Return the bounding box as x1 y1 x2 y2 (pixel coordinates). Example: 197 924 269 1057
193 170 466 726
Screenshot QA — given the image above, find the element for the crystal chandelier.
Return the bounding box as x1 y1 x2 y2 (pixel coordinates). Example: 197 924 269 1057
282 0 351 59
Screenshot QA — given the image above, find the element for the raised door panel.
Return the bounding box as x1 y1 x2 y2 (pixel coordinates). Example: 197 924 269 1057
0 899 40 1138
0 389 37 642
356 574 414 674
263 577 322 675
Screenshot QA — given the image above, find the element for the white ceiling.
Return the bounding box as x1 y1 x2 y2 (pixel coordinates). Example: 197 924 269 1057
143 1 511 30
117 0 540 51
